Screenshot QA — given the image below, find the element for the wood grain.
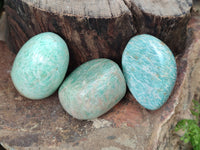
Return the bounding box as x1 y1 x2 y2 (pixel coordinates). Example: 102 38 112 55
5 0 136 72
1 16 200 149
124 0 192 54
5 0 192 71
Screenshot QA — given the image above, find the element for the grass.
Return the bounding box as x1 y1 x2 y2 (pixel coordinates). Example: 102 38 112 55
175 100 200 150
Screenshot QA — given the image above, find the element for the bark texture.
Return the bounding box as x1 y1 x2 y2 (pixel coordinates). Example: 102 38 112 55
5 0 192 71
0 15 200 150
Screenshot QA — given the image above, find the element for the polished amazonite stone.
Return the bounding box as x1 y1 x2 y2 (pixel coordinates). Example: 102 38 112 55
58 58 126 120
11 32 69 100
122 34 177 110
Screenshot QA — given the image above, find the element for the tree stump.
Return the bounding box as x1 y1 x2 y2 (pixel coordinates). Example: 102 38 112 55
1 1 199 150
5 0 192 71
1 15 200 150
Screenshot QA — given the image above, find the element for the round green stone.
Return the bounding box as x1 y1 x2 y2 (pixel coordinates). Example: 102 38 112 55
11 32 69 100
58 58 126 120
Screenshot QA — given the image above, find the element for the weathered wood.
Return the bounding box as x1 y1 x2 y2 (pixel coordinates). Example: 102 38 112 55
5 0 136 72
5 0 192 71
0 12 6 41
1 15 200 150
124 0 192 55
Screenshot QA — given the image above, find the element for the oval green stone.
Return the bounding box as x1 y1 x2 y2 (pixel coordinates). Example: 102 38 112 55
11 32 69 100
58 58 126 120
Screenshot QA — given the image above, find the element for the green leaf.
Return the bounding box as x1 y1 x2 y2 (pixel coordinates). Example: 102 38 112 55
183 138 190 144
175 100 200 149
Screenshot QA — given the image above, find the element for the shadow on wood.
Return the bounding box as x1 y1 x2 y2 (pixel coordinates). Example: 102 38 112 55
5 0 192 72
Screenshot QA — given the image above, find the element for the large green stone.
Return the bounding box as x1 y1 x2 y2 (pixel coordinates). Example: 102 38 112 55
11 32 69 100
58 59 126 120
122 34 177 110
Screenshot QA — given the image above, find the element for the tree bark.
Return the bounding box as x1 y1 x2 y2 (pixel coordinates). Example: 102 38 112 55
5 0 192 71
1 15 200 150
124 0 192 55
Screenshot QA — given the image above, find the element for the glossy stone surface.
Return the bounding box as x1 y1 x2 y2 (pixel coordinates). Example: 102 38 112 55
58 58 126 120
11 32 69 99
122 34 177 110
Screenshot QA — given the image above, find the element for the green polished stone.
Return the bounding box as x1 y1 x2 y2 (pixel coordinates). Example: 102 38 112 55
122 34 177 110
58 59 126 120
11 32 69 100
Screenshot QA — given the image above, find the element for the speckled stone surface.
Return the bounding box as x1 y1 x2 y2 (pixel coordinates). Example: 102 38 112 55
59 58 126 120
122 34 177 110
11 32 69 99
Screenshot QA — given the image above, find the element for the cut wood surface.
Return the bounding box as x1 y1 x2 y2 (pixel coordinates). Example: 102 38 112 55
5 0 192 72
124 0 192 54
1 15 200 150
